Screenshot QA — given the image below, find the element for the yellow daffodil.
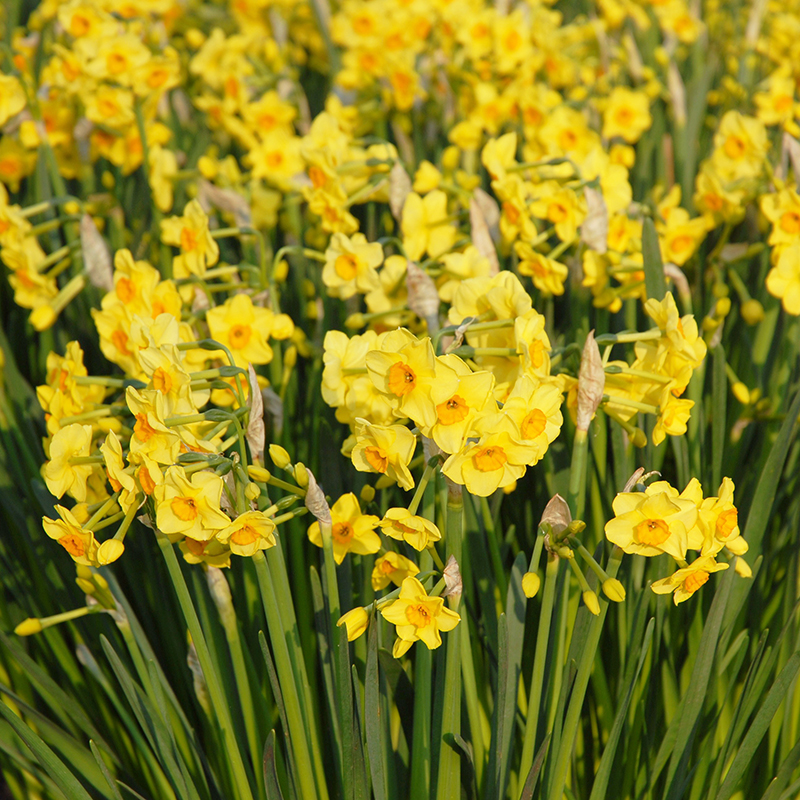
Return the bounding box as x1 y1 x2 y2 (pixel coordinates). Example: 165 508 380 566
401 190 458 261
514 241 569 296
443 430 537 496
160 200 220 279
601 87 652 144
44 423 95 502
216 510 277 557
351 419 417 490
366 330 459 431
126 387 182 465
100 431 137 513
155 466 231 542
604 480 699 561
206 293 275 368
651 555 729 604
380 576 460 657
43 505 99 567
379 508 442 551
307 492 380 564
766 241 800 315
322 232 384 299
371 551 420 590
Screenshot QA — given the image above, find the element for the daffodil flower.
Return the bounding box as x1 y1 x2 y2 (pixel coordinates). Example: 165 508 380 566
307 492 380 564
155 466 231 542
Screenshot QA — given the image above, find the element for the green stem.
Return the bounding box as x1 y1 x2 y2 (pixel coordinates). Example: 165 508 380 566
252 552 320 800
435 484 463 800
568 428 588 523
518 552 559 784
156 533 255 800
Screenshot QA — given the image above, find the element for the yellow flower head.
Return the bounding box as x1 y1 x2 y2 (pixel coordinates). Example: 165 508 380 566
322 232 383 299
442 430 537 497
206 293 275 368
514 241 569 296
155 466 231 542
43 423 95 502
602 87 652 144
379 508 442 551
160 199 220 279
43 505 99 567
766 241 800 315
401 190 457 261
351 419 417 491
380 576 460 657
307 492 380 564
216 510 277 557
604 480 699 561
100 430 137 513
651 554 728 604
371 551 419 590
126 387 181 465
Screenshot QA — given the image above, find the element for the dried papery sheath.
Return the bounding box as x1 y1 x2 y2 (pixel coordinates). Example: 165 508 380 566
304 468 332 526
246 364 265 461
470 196 500 274
197 180 253 228
540 494 572 538
81 214 113 292
442 555 462 601
406 261 440 332
389 161 412 222
581 186 608 254
576 331 604 432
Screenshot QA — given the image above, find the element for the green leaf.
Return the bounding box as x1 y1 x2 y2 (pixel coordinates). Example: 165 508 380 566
715 653 800 800
90 740 124 800
365 615 387 800
263 730 287 800
519 733 551 800
642 217 666 301
0 699 93 800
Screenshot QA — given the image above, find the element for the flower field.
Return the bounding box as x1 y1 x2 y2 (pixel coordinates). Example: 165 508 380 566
1 0 800 798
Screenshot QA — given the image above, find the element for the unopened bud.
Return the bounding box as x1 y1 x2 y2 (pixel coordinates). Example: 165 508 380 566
741 299 764 326
97 539 125 565
583 590 601 616
15 618 43 636
714 297 731 318
360 485 375 504
375 474 395 490
522 572 541 598
269 445 292 470
294 462 309 488
732 382 750 405
602 578 626 602
284 345 297 369
630 428 648 448
247 465 272 483
244 482 261 501
345 313 366 330
76 578 95 595
273 259 289 282
337 607 369 641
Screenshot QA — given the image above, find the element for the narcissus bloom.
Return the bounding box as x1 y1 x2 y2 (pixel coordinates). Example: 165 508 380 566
371 551 419 590
651 555 728 604
160 200 219 279
604 480 699 561
44 423 94 502
442 430 537 496
766 241 800 315
43 505 99 566
155 466 231 542
351 419 417 490
216 510 277 557
602 87 652 144
381 576 461 657
322 232 383 299
206 293 275 368
307 492 380 564
379 508 442 550
401 190 458 261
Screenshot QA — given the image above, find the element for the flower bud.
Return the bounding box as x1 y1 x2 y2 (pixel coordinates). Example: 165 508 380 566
583 590 601 616
247 465 272 483
76 578 95 595
360 485 376 504
15 618 43 636
714 297 731 318
740 299 764 326
732 382 750 405
337 607 369 641
273 259 289 282
97 539 125 565
269 445 292 470
345 313 366 330
30 305 57 332
244 482 261 501
602 578 626 602
630 428 648 448
522 572 541 598
294 462 309 488
283 345 297 369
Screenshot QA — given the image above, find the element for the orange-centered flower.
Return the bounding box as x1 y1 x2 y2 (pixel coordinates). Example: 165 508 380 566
473 446 508 472
636 518 670 546
388 362 417 397
437 395 469 425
